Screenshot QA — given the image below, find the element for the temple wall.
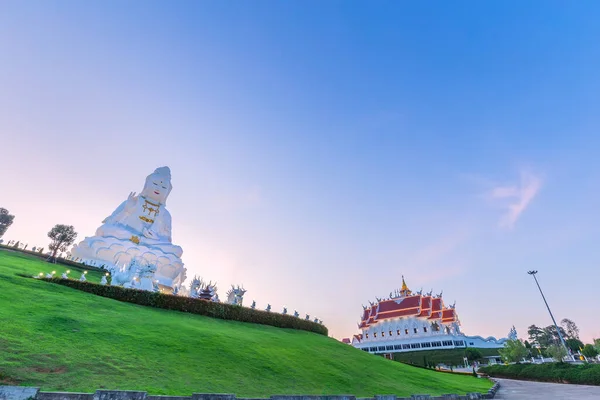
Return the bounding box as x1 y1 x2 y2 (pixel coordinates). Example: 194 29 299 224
353 333 505 354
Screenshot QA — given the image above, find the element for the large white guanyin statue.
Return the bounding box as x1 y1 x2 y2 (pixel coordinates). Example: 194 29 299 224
71 166 187 290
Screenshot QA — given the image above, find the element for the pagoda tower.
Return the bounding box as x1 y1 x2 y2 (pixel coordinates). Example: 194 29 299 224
399 275 412 297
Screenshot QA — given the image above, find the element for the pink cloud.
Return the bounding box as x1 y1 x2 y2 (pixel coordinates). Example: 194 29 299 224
491 170 543 229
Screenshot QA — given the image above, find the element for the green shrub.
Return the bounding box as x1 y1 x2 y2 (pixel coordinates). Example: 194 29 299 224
479 363 600 386
42 277 328 336
546 344 568 362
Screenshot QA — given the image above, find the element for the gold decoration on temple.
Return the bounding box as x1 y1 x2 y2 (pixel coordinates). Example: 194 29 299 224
130 235 140 245
139 216 154 224
401 275 412 295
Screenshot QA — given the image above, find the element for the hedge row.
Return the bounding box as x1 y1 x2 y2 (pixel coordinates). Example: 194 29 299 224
42 277 328 336
479 362 600 386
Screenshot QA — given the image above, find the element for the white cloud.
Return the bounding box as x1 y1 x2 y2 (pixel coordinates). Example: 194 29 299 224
490 170 543 229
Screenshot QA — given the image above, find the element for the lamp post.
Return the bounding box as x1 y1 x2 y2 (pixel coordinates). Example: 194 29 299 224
527 270 568 353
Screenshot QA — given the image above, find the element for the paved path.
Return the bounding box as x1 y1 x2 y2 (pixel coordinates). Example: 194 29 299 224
494 378 600 399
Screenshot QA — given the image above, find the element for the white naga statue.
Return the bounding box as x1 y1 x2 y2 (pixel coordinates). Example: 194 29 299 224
70 166 187 290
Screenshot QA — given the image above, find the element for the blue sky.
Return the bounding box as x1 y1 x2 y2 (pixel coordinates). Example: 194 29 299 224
2 1 600 342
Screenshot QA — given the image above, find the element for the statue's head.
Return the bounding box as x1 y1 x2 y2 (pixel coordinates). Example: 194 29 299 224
141 166 173 205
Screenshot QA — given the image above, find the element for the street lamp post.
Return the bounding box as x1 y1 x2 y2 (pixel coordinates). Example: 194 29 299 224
527 270 568 354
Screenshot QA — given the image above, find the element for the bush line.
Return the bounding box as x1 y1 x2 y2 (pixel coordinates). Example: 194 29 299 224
41 277 328 336
479 362 600 386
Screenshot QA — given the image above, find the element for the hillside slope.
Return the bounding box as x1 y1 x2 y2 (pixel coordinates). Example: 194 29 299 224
0 250 492 396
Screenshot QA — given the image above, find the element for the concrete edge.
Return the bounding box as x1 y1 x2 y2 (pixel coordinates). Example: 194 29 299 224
0 386 501 400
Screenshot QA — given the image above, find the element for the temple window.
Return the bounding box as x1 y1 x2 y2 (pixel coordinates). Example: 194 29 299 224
397 329 401 335
413 328 418 334
423 327 428 333
389 330 393 336
404 329 409 335
381 332 385 337
373 332 377 338
365 333 369 339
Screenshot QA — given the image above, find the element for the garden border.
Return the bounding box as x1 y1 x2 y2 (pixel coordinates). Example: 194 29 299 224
33 276 328 336
0 382 501 400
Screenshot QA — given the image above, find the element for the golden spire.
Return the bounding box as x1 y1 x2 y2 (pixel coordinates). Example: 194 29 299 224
401 275 411 295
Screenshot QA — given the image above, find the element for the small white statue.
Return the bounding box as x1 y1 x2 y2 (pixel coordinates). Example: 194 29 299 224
294 310 299 317
265 304 271 312
137 263 158 291
46 271 56 278
305 314 310 321
282 307 288 315
61 270 70 279
188 276 203 298
226 285 246 306
250 300 256 309
508 325 518 341
79 271 87 282
100 273 108 285
111 261 138 287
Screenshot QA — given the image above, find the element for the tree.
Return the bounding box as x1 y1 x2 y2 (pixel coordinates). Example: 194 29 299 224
47 224 77 261
560 318 580 340
582 344 599 358
565 338 584 352
0 208 15 238
542 325 567 346
465 348 483 363
499 339 529 363
594 339 600 354
546 344 568 362
527 324 552 347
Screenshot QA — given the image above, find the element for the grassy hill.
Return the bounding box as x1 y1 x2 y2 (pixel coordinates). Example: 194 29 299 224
0 249 492 397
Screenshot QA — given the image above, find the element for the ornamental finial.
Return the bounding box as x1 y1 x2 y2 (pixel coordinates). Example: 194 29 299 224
401 275 411 295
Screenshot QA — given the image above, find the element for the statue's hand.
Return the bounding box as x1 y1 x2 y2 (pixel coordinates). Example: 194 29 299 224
142 227 157 240
125 192 137 212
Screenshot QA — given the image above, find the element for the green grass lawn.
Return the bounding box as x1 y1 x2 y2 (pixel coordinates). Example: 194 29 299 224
0 249 493 397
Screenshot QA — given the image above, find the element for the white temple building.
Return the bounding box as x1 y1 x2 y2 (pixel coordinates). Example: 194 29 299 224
344 277 509 355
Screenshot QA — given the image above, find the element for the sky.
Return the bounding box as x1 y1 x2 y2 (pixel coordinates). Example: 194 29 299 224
2 1 600 343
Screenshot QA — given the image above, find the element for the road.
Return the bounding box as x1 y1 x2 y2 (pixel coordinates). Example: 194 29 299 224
494 378 600 399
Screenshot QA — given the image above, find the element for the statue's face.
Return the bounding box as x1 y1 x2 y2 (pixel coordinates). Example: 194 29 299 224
141 170 172 204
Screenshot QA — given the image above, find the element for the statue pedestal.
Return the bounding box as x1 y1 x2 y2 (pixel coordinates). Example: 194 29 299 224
71 236 185 289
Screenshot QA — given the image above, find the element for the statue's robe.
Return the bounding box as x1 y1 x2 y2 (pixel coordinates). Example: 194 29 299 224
96 195 182 258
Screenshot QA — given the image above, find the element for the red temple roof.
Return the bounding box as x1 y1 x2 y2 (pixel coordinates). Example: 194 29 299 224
358 278 459 328
417 296 432 318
